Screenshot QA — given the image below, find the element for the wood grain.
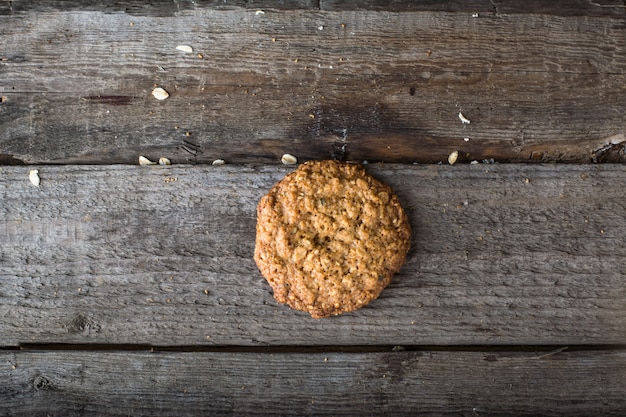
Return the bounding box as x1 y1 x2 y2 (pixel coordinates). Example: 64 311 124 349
2 349 625 416
2 3 625 414
1 164 625 346
0 7 624 164
3 0 625 16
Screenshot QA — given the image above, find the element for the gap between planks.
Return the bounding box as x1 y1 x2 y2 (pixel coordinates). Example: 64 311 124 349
6 343 626 355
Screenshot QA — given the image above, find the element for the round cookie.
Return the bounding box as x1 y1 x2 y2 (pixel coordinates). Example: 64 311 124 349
254 160 411 318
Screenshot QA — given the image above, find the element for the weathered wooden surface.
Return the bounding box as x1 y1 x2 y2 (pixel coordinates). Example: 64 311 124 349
0 6 624 165
2 349 625 416
1 164 625 346
2 2 626 414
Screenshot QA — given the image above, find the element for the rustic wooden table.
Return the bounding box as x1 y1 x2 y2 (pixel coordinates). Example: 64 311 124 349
1 1 625 415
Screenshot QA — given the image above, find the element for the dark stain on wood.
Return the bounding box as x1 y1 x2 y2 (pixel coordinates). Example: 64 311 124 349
0 153 25 164
82 95 136 106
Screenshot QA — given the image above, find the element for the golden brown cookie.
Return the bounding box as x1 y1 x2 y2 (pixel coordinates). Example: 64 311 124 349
254 160 411 318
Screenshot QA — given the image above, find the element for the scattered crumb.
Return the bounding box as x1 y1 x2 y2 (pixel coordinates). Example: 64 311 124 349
281 153 298 165
525 178 530 184
464 137 470 142
470 160 479 165
29 169 40 186
163 177 177 183
318 25 324 31
197 53 203 59
152 87 169 100
448 150 459 165
159 157 171 166
212 159 226 166
472 13 479 17
176 45 193 53
425 50 432 57
458 112 471 124
139 156 156 165
255 10 265 15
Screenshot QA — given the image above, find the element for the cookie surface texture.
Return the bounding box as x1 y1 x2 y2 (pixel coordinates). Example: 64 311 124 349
254 160 411 318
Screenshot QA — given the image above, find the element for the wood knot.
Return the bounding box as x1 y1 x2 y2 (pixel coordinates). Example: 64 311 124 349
67 314 101 334
33 375 54 391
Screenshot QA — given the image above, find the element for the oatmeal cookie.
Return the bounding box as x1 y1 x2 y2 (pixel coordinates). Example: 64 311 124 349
254 160 411 318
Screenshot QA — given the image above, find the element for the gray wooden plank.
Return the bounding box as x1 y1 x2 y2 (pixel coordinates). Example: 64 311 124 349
491 0 626 16
323 0 626 16
4 0 625 15
1 0 320 16
1 164 625 346
1 349 625 416
0 9 624 164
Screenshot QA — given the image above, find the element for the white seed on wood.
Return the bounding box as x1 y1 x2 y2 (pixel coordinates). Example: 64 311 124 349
212 159 226 166
255 10 265 15
152 87 169 100
464 137 470 142
458 112 471 124
448 150 459 165
159 157 171 165
281 154 298 165
176 45 193 53
472 13 479 18
29 169 40 186
139 156 156 165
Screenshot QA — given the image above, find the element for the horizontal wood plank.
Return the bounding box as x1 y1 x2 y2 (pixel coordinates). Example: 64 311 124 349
3 0 626 15
0 8 624 164
2 349 626 416
1 164 625 346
